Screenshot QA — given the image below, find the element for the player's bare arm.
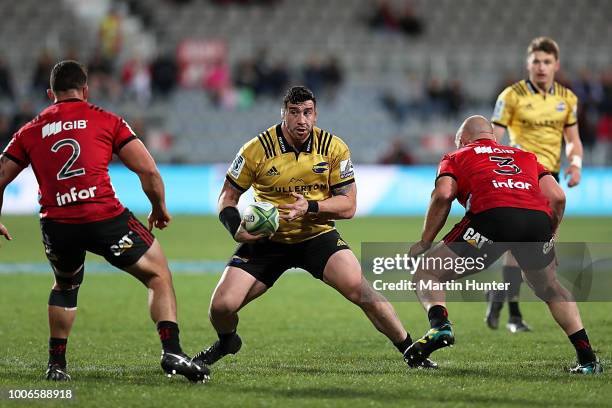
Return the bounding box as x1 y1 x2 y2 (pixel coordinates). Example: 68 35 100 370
279 182 356 221
410 176 458 256
563 124 583 188
218 180 267 243
117 139 170 230
0 154 25 241
539 174 566 230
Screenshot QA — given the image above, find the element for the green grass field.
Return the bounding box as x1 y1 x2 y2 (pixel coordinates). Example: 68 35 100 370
1 215 611 407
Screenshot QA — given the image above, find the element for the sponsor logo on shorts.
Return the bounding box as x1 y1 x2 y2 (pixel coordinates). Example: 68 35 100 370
543 237 555 254
111 232 134 256
312 162 328 174
44 243 59 262
231 255 248 264
462 227 491 249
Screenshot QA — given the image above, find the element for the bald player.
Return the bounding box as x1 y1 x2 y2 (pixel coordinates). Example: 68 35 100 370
402 116 601 374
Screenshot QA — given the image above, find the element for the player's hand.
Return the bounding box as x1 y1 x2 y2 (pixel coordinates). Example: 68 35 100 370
409 240 432 257
233 221 270 243
278 193 308 221
148 206 172 230
565 165 581 188
0 222 12 241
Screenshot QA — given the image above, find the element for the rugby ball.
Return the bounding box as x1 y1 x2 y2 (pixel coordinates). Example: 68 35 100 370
242 202 279 235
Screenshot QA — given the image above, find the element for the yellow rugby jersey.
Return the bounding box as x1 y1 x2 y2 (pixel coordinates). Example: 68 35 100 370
226 124 355 244
491 79 578 173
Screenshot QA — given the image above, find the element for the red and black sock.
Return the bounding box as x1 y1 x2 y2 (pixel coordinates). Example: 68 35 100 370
393 333 413 354
568 328 596 365
157 321 182 354
48 337 67 367
428 305 449 328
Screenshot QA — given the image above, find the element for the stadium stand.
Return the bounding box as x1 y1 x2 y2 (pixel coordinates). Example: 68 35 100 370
2 0 612 164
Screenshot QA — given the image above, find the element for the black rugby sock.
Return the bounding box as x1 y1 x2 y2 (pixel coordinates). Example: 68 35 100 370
393 334 413 354
157 321 183 354
568 329 596 365
48 337 68 367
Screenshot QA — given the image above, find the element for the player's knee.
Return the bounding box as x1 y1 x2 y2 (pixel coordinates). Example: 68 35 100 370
532 279 568 302
52 264 84 289
209 295 240 316
48 286 80 309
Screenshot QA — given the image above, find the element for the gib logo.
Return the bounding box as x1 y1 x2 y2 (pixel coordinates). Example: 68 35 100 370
42 120 87 138
474 146 515 154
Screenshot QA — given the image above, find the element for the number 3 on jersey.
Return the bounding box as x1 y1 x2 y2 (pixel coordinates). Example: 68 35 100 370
51 138 86 180
489 156 521 175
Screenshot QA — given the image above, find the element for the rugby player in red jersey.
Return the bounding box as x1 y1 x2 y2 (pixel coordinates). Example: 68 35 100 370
0 60 209 382
402 115 601 374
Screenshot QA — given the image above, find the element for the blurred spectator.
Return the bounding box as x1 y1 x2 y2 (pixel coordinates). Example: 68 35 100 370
151 52 178 98
203 56 231 106
31 50 55 98
99 6 123 59
0 113 11 150
0 56 14 100
234 58 260 94
573 69 603 154
262 61 289 98
423 77 447 118
367 0 398 32
594 69 612 164
9 101 36 136
445 79 465 118
398 1 424 37
122 57 152 105
321 56 344 101
303 55 325 94
379 138 415 164
88 50 121 102
380 72 424 122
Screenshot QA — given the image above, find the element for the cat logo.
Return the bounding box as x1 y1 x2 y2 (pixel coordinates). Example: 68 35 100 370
110 233 134 256
312 162 328 174
462 227 491 249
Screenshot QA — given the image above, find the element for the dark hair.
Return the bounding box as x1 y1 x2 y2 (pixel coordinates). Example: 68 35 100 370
50 60 87 93
283 86 316 108
527 37 560 60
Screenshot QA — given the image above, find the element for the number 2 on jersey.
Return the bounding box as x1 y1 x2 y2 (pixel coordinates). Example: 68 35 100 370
51 138 86 180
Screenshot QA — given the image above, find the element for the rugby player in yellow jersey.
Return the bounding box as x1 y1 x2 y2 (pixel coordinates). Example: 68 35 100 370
486 37 585 332
191 86 435 369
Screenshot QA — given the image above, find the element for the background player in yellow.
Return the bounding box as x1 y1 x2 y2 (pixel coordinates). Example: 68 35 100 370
191 86 436 370
487 37 585 332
